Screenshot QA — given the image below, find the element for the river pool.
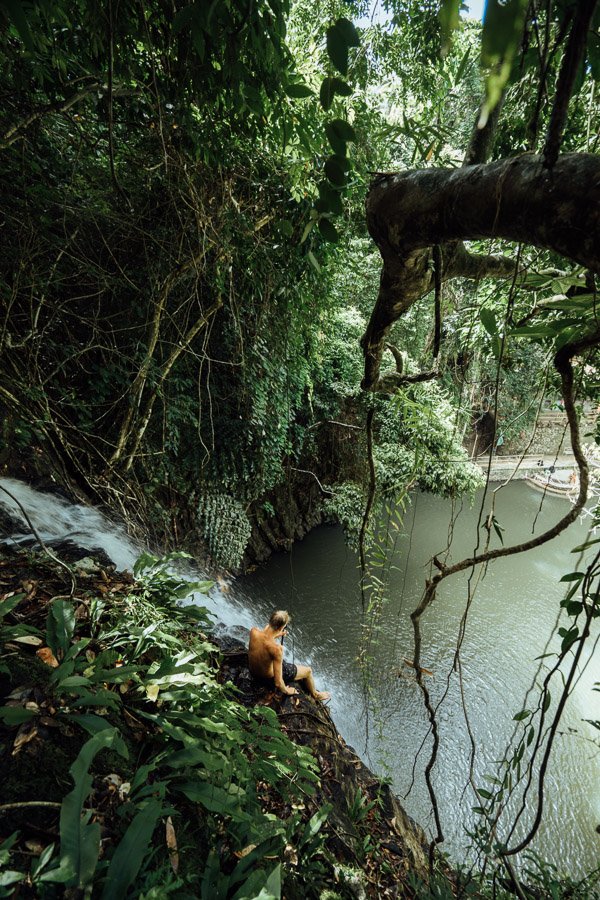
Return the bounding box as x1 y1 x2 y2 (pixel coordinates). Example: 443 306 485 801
237 481 600 877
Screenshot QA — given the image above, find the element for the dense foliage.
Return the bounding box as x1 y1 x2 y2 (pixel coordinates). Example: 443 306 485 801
0 553 327 897
0 0 488 570
1 0 600 895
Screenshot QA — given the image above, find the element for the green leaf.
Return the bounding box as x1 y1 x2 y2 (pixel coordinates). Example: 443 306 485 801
58 676 92 689
332 77 352 97
571 536 600 552
542 691 551 713
325 122 346 155
454 47 472 85
476 788 493 800
318 219 339 243
509 325 555 338
320 78 335 111
492 517 504 545
307 250 321 273
480 307 498 335
439 0 461 55
0 706 38 725
513 709 531 721
566 601 583 617
0 870 26 888
0 593 25 621
285 83 313 99
326 25 349 76
481 0 528 121
165 746 225 770
4 0 35 50
319 77 353 111
299 803 331 848
329 118 356 143
324 156 347 187
560 572 584 583
335 18 360 48
316 181 343 216
560 627 579 653
300 218 316 244
176 781 249 820
264 864 282 898
65 714 114 735
50 728 128 888
100 800 166 900
32 842 56 879
228 837 285 892
47 600 76 658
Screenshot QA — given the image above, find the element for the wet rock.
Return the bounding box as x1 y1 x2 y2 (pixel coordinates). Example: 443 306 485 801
220 649 429 880
0 505 26 538
4 537 115 569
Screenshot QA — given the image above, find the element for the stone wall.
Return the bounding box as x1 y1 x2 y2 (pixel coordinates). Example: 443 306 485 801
504 412 597 457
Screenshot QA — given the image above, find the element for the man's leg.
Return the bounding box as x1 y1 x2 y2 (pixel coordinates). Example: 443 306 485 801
294 664 330 701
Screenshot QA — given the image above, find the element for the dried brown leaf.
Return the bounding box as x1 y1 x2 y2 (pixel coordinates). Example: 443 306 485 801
37 647 59 668
165 816 179 874
234 843 257 859
283 843 298 866
12 722 39 755
24 839 45 855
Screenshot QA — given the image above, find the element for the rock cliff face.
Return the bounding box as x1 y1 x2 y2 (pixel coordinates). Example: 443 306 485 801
220 645 430 890
244 472 326 568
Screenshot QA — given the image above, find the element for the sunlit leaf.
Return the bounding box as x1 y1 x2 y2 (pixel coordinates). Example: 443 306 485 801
439 0 461 56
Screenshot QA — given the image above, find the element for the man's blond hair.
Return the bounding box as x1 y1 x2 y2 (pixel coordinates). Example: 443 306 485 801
269 610 290 630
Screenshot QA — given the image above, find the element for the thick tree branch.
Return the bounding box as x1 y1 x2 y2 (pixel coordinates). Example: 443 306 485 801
362 153 600 390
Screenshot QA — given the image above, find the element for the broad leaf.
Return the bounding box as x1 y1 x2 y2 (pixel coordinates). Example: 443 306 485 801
326 25 348 76
285 83 313 99
318 219 339 243
100 800 166 900
439 0 461 55
335 18 360 48
47 600 76 658
47 728 128 888
481 0 528 121
480 307 497 335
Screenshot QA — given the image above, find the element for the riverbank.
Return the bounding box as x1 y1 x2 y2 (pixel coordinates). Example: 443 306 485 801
474 452 578 484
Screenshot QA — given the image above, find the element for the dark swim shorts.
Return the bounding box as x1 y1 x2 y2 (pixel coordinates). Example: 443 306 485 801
282 660 298 684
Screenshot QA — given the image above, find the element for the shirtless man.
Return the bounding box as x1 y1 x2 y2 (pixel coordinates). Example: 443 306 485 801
248 610 330 701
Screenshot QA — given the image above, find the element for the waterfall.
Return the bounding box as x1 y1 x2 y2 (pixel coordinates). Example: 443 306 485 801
0 476 256 631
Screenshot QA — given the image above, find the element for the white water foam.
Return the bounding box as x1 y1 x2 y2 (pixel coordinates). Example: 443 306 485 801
0 477 255 630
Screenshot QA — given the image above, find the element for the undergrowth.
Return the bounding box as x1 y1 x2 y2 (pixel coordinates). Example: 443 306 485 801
0 552 336 898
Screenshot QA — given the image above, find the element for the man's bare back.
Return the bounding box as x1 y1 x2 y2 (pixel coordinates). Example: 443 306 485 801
248 611 330 701
248 626 280 680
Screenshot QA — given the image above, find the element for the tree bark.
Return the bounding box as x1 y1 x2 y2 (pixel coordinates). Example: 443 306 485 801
362 152 600 390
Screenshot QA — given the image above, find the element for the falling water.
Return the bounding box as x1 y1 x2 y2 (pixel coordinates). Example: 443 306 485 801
0 476 255 630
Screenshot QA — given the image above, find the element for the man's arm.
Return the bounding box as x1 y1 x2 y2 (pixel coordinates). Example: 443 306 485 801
273 646 297 696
